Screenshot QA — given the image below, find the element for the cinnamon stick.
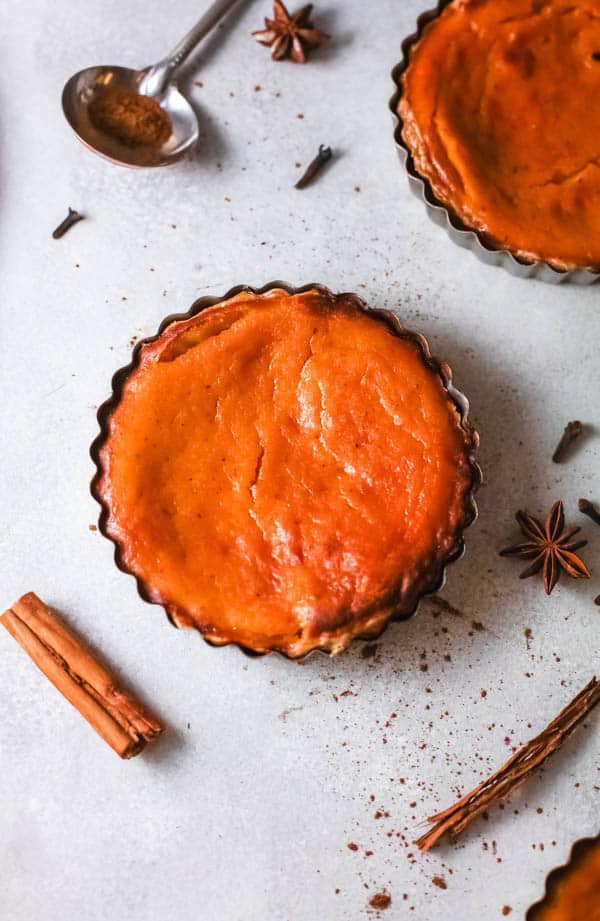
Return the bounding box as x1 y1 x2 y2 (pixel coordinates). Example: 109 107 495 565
1 592 163 758
416 677 600 851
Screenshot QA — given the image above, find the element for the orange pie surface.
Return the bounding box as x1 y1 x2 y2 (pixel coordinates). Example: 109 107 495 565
532 838 600 921
399 0 600 270
97 288 476 655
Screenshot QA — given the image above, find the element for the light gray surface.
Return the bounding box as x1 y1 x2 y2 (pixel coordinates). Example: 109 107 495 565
0 2 598 919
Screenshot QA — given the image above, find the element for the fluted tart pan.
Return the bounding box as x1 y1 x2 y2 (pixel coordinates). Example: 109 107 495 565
91 282 481 658
390 0 600 285
526 833 600 919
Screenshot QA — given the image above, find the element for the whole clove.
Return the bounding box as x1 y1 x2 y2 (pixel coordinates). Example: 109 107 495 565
579 498 600 527
552 420 583 462
295 145 332 189
52 208 85 239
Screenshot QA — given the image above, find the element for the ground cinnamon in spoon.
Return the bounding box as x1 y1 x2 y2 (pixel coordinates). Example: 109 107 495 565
88 85 171 148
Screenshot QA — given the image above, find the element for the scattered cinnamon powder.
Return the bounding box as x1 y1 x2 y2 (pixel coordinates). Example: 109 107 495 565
347 842 358 851
432 875 447 890
89 85 171 148
502 907 512 916
428 596 465 618
368 891 392 910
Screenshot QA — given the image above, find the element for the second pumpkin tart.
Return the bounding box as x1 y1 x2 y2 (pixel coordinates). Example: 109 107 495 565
94 286 478 656
527 836 600 921
399 0 600 271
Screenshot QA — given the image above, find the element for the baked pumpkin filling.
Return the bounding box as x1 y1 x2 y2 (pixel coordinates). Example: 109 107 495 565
399 0 600 269
97 288 475 655
532 838 600 921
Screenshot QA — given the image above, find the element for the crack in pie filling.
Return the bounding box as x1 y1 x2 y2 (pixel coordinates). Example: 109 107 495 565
399 0 600 270
96 288 477 656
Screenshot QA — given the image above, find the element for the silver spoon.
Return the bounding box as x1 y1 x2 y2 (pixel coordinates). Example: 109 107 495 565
62 0 241 168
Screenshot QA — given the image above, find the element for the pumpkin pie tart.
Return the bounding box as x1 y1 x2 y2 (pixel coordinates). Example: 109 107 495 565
527 835 600 921
398 0 600 271
93 285 478 657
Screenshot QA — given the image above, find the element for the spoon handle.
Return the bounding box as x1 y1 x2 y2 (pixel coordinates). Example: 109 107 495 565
142 0 241 96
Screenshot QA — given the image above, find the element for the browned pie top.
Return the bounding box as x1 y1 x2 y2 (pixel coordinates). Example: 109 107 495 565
399 0 600 270
97 288 476 656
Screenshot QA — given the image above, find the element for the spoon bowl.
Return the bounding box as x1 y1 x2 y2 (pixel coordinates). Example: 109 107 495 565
62 66 199 168
61 0 240 168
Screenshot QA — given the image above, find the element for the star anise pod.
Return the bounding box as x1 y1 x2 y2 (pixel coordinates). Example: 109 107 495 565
499 500 591 595
252 2 329 63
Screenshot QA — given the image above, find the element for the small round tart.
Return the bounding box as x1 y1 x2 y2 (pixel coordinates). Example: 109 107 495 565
399 0 600 271
94 286 478 657
527 835 600 921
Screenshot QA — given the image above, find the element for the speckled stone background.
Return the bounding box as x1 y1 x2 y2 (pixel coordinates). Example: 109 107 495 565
0 1 598 919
